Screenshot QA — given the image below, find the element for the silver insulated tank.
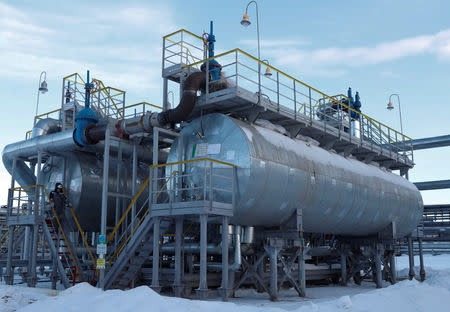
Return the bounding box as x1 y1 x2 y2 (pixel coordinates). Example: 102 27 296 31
42 152 148 231
167 113 423 237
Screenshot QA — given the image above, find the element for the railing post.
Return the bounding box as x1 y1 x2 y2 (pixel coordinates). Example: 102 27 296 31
131 143 137 230
209 161 213 210
235 51 238 89
293 80 297 120
203 161 207 201
232 166 236 208
309 88 312 124
276 71 280 111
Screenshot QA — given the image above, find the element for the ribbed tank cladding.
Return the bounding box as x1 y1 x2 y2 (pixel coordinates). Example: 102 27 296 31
42 152 148 232
167 113 423 237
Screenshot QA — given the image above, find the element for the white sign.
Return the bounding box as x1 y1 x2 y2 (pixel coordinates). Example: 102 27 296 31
97 243 107 255
193 143 221 157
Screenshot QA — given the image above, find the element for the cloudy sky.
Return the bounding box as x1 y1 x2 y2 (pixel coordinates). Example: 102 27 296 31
0 0 449 204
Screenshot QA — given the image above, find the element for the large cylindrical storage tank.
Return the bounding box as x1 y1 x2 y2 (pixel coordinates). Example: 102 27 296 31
42 152 148 231
167 113 423 237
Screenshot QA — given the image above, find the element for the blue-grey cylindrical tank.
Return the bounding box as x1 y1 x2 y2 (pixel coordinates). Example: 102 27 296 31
167 113 423 237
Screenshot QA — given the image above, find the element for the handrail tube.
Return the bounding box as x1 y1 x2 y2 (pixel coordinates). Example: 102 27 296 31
182 48 411 141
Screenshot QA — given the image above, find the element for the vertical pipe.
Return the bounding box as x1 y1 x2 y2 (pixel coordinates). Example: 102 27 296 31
152 216 160 290
99 127 110 289
220 216 229 301
23 162 35 262
162 78 168 111
115 144 122 248
131 143 137 229
407 236 415 280
29 152 42 287
5 158 17 285
198 214 208 298
173 216 183 296
418 238 426 281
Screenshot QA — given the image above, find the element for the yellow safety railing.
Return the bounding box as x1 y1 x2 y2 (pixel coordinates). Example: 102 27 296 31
165 37 202 69
107 170 179 264
91 78 124 119
34 108 62 121
163 29 205 70
182 48 412 143
62 189 97 269
163 29 204 41
108 157 235 264
9 185 81 281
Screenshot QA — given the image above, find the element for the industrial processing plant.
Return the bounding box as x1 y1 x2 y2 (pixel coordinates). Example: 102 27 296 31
3 6 447 307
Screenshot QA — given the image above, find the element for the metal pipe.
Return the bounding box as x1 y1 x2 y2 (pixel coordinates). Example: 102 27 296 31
31 118 61 138
230 225 241 271
408 236 415 280
418 237 426 281
99 127 110 289
198 214 208 294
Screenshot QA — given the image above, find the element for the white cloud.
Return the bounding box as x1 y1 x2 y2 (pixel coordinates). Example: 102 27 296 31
239 38 310 48
0 3 178 92
264 29 450 77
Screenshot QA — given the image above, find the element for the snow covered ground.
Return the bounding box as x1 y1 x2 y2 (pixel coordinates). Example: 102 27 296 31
1 254 449 312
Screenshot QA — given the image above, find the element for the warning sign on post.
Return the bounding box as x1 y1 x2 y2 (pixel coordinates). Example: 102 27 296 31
96 258 105 269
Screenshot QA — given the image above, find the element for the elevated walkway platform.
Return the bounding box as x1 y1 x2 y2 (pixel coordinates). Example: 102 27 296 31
162 31 414 171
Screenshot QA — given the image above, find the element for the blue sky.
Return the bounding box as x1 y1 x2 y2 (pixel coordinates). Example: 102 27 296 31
0 0 449 204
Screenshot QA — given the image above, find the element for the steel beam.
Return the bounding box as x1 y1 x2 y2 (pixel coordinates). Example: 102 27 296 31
414 179 450 191
408 134 450 150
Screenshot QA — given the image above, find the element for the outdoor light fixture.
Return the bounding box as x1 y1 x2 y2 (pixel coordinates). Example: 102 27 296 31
39 80 48 93
35 71 48 125
387 94 403 134
262 59 272 77
240 13 251 27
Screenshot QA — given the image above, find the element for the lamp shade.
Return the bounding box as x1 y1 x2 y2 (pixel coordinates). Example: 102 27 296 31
39 81 48 93
241 13 251 27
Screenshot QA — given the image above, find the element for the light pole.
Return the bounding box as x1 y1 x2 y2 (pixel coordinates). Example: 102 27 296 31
35 71 48 125
241 1 261 101
387 94 403 135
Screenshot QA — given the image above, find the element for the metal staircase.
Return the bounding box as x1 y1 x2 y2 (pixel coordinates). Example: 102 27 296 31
104 216 170 289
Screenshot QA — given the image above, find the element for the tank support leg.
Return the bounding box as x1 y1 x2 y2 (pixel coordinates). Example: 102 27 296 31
219 216 230 301
173 217 183 296
340 247 347 286
407 236 415 280
374 244 383 288
196 214 208 299
389 251 396 284
267 246 279 301
297 208 306 297
151 216 161 292
418 238 426 281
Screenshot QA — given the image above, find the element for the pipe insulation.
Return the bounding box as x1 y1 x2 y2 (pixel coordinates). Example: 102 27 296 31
118 71 207 137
